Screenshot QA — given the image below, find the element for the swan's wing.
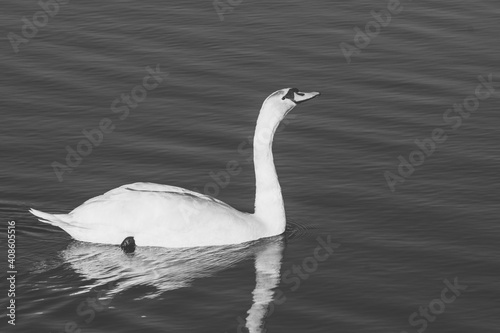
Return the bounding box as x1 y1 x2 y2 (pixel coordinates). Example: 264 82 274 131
67 182 259 247
81 182 230 208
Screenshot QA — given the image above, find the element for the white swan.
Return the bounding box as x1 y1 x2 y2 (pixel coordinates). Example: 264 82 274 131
30 88 320 248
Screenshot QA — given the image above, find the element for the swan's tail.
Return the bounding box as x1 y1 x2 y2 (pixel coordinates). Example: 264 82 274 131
29 208 87 234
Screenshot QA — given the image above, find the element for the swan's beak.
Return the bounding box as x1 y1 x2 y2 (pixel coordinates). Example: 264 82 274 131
293 91 320 104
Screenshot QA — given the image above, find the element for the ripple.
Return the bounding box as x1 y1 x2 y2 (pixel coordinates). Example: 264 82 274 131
285 219 312 241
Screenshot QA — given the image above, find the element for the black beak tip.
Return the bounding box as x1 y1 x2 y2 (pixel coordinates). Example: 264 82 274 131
120 236 136 254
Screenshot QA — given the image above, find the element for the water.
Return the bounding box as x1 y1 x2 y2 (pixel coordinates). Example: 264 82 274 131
1 0 499 332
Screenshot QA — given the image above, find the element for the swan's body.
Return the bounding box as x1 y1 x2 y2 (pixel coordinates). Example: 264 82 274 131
30 88 320 248
32 182 267 247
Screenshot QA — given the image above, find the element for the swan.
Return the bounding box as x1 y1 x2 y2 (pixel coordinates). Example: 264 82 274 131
30 88 320 248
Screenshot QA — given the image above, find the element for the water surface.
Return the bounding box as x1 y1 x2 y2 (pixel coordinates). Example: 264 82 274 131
1 0 499 332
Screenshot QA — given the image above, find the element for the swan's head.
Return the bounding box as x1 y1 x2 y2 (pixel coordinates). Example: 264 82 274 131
262 88 320 119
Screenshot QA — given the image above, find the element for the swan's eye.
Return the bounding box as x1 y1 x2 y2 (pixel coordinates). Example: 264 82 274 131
281 88 300 102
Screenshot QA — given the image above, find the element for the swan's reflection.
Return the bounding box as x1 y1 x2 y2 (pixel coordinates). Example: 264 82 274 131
61 235 285 332
245 239 284 333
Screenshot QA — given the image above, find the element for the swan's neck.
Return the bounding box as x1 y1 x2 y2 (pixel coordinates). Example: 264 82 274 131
253 106 289 235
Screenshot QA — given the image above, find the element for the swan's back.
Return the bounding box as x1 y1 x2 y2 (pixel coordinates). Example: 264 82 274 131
85 182 228 206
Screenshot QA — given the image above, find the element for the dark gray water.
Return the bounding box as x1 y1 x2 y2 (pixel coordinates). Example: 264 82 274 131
1 0 499 332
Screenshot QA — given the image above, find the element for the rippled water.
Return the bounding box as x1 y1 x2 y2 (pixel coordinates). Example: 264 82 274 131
1 0 499 332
